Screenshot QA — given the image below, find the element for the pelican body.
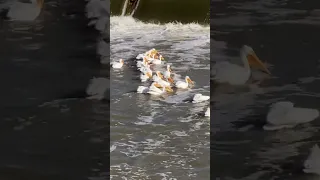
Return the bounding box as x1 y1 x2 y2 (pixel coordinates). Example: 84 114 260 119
264 101 319 130
86 77 109 100
111 59 124 69
147 82 173 95
213 45 271 85
192 94 210 103
175 76 194 89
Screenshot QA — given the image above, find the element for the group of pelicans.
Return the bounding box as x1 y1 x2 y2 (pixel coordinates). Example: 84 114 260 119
213 45 320 175
111 48 210 117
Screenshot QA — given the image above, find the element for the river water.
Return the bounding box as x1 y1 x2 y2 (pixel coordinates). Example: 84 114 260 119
212 0 320 179
110 16 210 179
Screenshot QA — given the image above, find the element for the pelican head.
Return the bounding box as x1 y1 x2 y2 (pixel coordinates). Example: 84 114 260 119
241 45 271 75
185 76 194 85
167 64 172 72
160 55 164 60
120 59 124 64
165 86 174 93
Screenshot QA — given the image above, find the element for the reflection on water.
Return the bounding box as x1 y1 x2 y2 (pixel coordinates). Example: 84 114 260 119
212 0 320 179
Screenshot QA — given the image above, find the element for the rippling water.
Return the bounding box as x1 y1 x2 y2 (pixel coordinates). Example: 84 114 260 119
212 0 320 179
110 16 210 179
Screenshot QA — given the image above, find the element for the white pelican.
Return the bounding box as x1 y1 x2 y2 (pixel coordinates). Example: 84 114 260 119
136 48 157 59
153 71 171 87
147 83 173 95
149 54 164 65
192 93 210 103
175 76 194 89
137 86 149 94
137 57 149 68
263 101 319 131
86 77 109 100
111 59 124 69
304 144 320 175
7 0 44 21
212 45 271 85
164 64 172 78
205 107 210 117
140 68 152 82
138 64 150 72
137 82 162 94
163 64 174 83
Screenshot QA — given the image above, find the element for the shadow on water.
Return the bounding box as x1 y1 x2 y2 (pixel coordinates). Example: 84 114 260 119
0 0 108 179
212 0 320 179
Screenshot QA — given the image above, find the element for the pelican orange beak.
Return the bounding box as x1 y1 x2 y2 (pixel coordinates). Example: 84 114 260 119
154 83 162 88
168 77 174 84
159 73 165 79
146 72 152 78
247 52 271 75
187 77 194 85
157 72 164 79
165 86 173 92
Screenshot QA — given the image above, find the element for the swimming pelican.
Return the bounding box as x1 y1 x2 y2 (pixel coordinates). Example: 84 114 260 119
149 54 164 65
205 107 210 117
147 83 173 95
153 71 171 87
86 77 109 100
137 82 162 94
139 64 151 73
264 101 319 130
164 64 172 78
137 57 149 68
136 48 157 59
140 68 152 82
111 59 124 69
175 76 194 89
7 0 44 21
212 45 271 85
304 144 320 175
192 93 210 103
163 64 174 83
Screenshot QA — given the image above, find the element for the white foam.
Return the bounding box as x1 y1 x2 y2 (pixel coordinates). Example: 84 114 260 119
110 16 209 71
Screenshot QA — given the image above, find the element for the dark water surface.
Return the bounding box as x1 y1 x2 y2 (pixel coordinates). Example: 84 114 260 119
0 1 107 179
212 0 320 179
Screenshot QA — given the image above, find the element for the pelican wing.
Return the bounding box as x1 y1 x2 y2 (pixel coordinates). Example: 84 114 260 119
213 61 249 85
267 101 319 125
